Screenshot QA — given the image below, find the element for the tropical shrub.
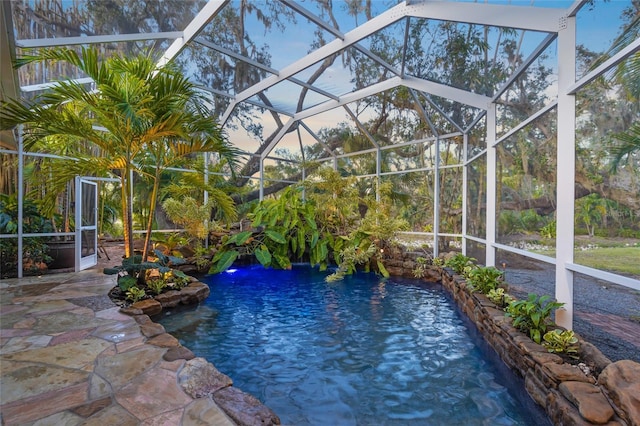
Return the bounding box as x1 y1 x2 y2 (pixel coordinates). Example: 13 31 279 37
126 286 146 303
540 220 556 239
487 288 515 308
209 169 406 281
0 194 53 277
444 253 477 275
146 278 168 295
542 329 580 359
466 266 504 294
413 256 429 278
104 249 187 289
506 294 564 344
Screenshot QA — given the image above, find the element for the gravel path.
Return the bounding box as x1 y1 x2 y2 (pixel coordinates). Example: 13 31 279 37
504 268 640 363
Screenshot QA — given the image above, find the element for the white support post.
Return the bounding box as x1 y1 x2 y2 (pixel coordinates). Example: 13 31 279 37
555 15 577 330
17 127 24 278
433 137 440 258
462 132 468 255
259 158 265 201
485 105 497 267
376 148 381 202
203 152 209 248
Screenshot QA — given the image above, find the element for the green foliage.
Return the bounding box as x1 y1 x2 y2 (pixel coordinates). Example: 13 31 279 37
506 294 564 344
117 275 137 292
125 286 146 303
152 249 186 273
104 249 185 287
466 266 504 294
146 279 167 295
167 270 190 289
193 246 213 271
487 288 515 308
0 46 239 261
153 233 189 257
542 329 580 359
0 194 53 277
413 256 429 278
326 242 377 282
540 220 556 239
209 170 406 281
444 253 477 275
162 197 218 240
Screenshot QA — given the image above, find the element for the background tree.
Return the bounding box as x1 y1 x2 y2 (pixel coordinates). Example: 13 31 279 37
0 46 238 258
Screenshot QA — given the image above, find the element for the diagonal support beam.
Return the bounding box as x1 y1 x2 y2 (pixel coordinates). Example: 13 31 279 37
158 0 230 67
221 2 409 124
17 32 182 48
343 105 379 148
405 1 566 33
298 121 337 158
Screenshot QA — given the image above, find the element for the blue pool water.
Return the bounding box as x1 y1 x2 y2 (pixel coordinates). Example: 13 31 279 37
157 265 549 425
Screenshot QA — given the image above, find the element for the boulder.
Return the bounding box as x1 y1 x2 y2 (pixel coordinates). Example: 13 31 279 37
130 299 162 316
164 346 195 362
559 381 614 424
178 357 233 398
213 386 281 426
145 332 180 348
598 360 640 425
180 282 210 305
155 290 182 308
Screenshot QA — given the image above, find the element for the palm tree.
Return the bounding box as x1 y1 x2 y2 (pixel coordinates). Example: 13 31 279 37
0 46 239 259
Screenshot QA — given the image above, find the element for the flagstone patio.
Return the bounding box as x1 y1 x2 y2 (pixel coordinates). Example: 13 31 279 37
0 270 236 425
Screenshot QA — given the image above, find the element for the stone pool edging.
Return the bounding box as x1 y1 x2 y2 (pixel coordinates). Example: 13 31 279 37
384 249 639 426
117 276 282 426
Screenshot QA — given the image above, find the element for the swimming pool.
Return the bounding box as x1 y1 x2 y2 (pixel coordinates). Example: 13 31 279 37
157 265 549 425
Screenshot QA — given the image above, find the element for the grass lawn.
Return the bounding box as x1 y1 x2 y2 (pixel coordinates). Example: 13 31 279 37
535 246 640 277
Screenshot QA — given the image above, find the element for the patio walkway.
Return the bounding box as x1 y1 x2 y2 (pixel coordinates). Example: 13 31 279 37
0 269 235 425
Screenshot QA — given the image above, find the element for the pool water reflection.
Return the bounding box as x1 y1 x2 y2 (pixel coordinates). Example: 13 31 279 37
157 265 549 425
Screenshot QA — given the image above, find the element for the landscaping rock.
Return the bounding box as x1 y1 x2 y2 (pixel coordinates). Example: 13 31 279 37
598 360 640 425
542 362 596 385
579 340 612 375
180 282 210 305
164 346 195 362
213 386 281 426
130 299 162 316
145 333 180 348
559 381 614 424
139 322 165 338
119 306 143 316
155 290 182 308
178 357 233 398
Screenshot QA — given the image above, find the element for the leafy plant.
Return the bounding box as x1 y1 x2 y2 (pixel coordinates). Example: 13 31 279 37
540 220 556 239
125 286 146 303
413 256 429 278
506 294 564 344
444 253 477 275
542 329 580 359
466 266 504 294
327 243 379 282
0 46 239 262
487 288 515 308
104 249 186 289
146 279 167 295
0 194 53 277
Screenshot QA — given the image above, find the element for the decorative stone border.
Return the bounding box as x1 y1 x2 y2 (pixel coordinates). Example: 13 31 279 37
385 248 640 425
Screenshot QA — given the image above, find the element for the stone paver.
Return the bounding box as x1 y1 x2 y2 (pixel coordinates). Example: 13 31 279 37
0 270 237 425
